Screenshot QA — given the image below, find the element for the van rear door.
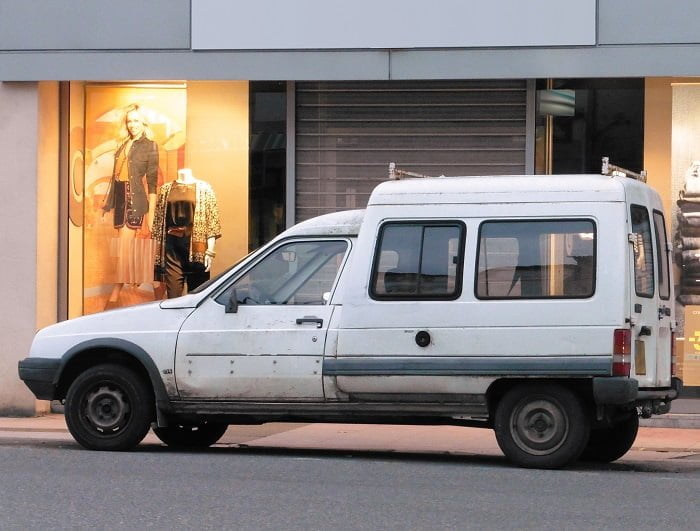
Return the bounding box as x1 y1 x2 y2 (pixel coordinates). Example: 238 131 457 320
628 202 672 387
652 210 673 386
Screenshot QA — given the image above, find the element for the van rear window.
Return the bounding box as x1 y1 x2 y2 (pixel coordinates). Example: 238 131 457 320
653 210 670 301
476 219 596 299
631 205 655 298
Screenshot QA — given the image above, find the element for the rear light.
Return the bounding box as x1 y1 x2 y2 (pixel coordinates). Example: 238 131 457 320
613 329 631 377
671 331 677 377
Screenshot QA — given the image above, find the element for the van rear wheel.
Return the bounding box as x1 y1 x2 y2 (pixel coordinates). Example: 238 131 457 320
494 384 590 469
581 412 639 463
154 422 229 449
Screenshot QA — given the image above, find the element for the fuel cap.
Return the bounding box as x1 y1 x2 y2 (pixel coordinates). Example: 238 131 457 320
415 331 431 348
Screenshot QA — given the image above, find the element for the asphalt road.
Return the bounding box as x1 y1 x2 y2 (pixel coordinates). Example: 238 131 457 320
1 439 698 531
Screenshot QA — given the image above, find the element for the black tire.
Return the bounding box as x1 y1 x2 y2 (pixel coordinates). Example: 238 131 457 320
64 363 154 451
494 384 590 469
154 422 228 449
580 413 639 463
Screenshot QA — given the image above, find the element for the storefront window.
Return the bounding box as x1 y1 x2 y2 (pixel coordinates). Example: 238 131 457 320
71 81 255 315
536 79 644 175
249 82 286 251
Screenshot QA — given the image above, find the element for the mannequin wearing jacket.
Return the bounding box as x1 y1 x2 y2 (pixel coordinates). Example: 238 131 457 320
152 168 222 298
102 104 159 308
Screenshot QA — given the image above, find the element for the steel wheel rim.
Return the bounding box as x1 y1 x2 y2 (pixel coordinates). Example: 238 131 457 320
510 397 568 456
82 383 131 434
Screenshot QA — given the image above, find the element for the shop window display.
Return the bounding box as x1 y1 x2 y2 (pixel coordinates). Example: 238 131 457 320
79 82 250 315
672 83 700 388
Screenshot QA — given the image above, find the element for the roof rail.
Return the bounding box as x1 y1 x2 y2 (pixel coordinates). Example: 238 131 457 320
388 162 442 180
601 156 647 183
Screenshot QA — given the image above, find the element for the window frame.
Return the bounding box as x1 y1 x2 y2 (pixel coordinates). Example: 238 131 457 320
474 218 598 300
369 220 466 301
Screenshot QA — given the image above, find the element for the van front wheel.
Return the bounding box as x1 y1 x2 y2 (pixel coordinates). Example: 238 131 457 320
494 384 590 469
65 363 154 451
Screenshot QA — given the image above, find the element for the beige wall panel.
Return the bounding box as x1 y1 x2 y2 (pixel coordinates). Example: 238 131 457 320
36 82 60 332
0 82 41 414
185 82 250 276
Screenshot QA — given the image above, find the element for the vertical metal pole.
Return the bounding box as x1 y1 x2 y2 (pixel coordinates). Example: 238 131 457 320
545 78 554 175
285 80 296 228
57 82 69 322
525 79 536 175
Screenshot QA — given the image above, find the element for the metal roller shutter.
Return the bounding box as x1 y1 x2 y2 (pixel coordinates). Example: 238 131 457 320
295 80 527 222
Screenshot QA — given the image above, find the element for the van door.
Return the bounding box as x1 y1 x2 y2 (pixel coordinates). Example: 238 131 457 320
652 210 673 386
629 204 660 387
174 239 350 400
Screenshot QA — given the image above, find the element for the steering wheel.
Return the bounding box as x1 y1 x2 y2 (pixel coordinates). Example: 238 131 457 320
245 285 273 305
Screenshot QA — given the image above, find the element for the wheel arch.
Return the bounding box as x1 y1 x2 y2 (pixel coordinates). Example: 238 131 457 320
55 338 171 412
485 377 596 423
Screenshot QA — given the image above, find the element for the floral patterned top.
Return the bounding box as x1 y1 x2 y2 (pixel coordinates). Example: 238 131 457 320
152 179 221 274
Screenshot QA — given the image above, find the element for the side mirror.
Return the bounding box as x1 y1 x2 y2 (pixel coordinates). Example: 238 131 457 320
225 288 238 314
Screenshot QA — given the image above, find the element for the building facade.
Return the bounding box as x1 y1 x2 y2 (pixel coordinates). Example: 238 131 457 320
2 0 700 414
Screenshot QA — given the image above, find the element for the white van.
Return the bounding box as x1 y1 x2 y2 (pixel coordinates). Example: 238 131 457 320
19 162 682 469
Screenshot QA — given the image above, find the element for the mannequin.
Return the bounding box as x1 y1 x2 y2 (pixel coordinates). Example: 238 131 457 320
102 104 159 308
152 168 222 298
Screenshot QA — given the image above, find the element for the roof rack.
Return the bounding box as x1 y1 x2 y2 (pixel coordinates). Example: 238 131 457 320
601 156 647 183
388 162 438 180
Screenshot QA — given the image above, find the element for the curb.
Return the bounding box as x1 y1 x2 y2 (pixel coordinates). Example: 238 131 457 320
640 414 700 429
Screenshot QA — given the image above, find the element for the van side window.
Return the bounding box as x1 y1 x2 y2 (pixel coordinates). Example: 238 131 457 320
630 205 655 298
653 210 670 300
371 222 464 299
476 220 595 299
216 240 348 306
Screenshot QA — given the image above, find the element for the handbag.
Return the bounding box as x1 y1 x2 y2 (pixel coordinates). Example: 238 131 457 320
125 191 144 229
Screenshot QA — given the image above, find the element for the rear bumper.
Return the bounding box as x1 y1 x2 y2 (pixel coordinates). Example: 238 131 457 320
592 376 681 406
18 358 61 400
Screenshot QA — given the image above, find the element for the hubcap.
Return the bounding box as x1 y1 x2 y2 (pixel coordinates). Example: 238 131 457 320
83 384 130 433
510 398 568 456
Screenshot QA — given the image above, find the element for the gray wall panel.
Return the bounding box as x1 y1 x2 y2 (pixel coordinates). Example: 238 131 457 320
0 0 190 50
599 0 700 45
390 45 700 79
0 51 390 81
3 45 700 81
193 0 595 49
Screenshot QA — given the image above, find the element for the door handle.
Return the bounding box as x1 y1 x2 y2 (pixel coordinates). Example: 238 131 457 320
638 326 652 337
658 306 671 319
296 316 323 328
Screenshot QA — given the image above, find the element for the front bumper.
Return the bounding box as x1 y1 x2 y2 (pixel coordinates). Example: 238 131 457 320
18 357 61 400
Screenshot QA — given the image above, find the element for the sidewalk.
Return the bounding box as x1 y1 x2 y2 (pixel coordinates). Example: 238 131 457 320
1 414 699 459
